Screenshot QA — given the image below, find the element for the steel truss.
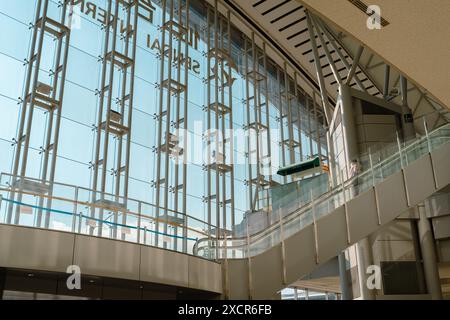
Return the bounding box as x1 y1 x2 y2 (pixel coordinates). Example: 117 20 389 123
90 0 139 238
203 0 235 246
7 0 73 227
154 0 190 252
242 33 279 213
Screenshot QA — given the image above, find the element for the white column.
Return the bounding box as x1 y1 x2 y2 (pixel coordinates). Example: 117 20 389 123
418 204 443 300
356 238 376 300
338 251 352 300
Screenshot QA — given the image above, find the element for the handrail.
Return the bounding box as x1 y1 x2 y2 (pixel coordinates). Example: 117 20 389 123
0 174 216 231
0 186 211 236
0 197 199 242
194 123 450 259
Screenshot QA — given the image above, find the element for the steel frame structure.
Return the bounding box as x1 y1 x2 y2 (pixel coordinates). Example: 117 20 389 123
7 0 73 227
90 0 139 239
243 33 281 214
203 0 235 247
153 0 190 252
4 0 331 257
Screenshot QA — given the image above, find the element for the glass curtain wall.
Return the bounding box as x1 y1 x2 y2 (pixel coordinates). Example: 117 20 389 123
0 0 327 252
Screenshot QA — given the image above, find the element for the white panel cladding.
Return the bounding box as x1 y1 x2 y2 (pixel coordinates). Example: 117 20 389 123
73 235 141 281
316 206 348 263
0 225 222 294
226 259 249 300
371 220 415 264
431 215 450 240
140 246 189 288
188 256 222 293
431 144 450 190
0 225 74 272
284 224 317 285
363 123 397 142
375 171 408 225
250 244 283 300
346 188 379 243
426 192 450 218
404 154 436 206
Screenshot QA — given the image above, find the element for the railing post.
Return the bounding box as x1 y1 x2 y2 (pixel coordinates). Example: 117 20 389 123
137 202 142 244
215 227 219 261
0 194 3 222
397 131 405 168
369 148 375 186
71 187 79 233
246 218 253 299
278 197 287 285
78 211 82 234
341 170 347 204
311 189 319 264
423 117 432 153
143 226 147 245
222 222 228 260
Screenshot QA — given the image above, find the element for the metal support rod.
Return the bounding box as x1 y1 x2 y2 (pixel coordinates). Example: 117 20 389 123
276 67 287 186
305 10 332 125
283 62 296 165
228 9 236 236
294 72 304 162
162 0 176 249
244 37 253 210
310 15 342 86
320 18 384 95
9 0 72 226
383 64 390 100
213 0 220 251
346 46 364 86
91 0 137 238
182 0 191 254
314 18 366 92
154 0 168 248
262 41 273 186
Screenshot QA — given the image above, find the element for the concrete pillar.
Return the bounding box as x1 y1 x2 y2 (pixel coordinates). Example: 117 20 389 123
383 65 390 100
400 75 416 141
417 204 443 300
339 84 359 167
0 268 5 300
338 252 352 300
356 238 376 300
410 219 427 294
338 84 375 301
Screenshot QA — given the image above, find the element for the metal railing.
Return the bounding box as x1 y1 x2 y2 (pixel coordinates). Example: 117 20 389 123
0 123 448 261
0 173 217 257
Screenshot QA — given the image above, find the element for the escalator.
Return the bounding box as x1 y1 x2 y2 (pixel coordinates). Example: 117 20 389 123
194 123 450 299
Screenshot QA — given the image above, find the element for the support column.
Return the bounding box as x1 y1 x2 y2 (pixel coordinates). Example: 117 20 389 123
338 74 375 302
410 219 427 294
383 65 390 100
338 252 352 300
356 237 376 300
0 268 5 300
418 204 443 300
339 84 359 167
400 75 416 141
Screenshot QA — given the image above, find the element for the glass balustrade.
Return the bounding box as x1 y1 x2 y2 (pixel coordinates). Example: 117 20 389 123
0 123 449 260
194 123 450 259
